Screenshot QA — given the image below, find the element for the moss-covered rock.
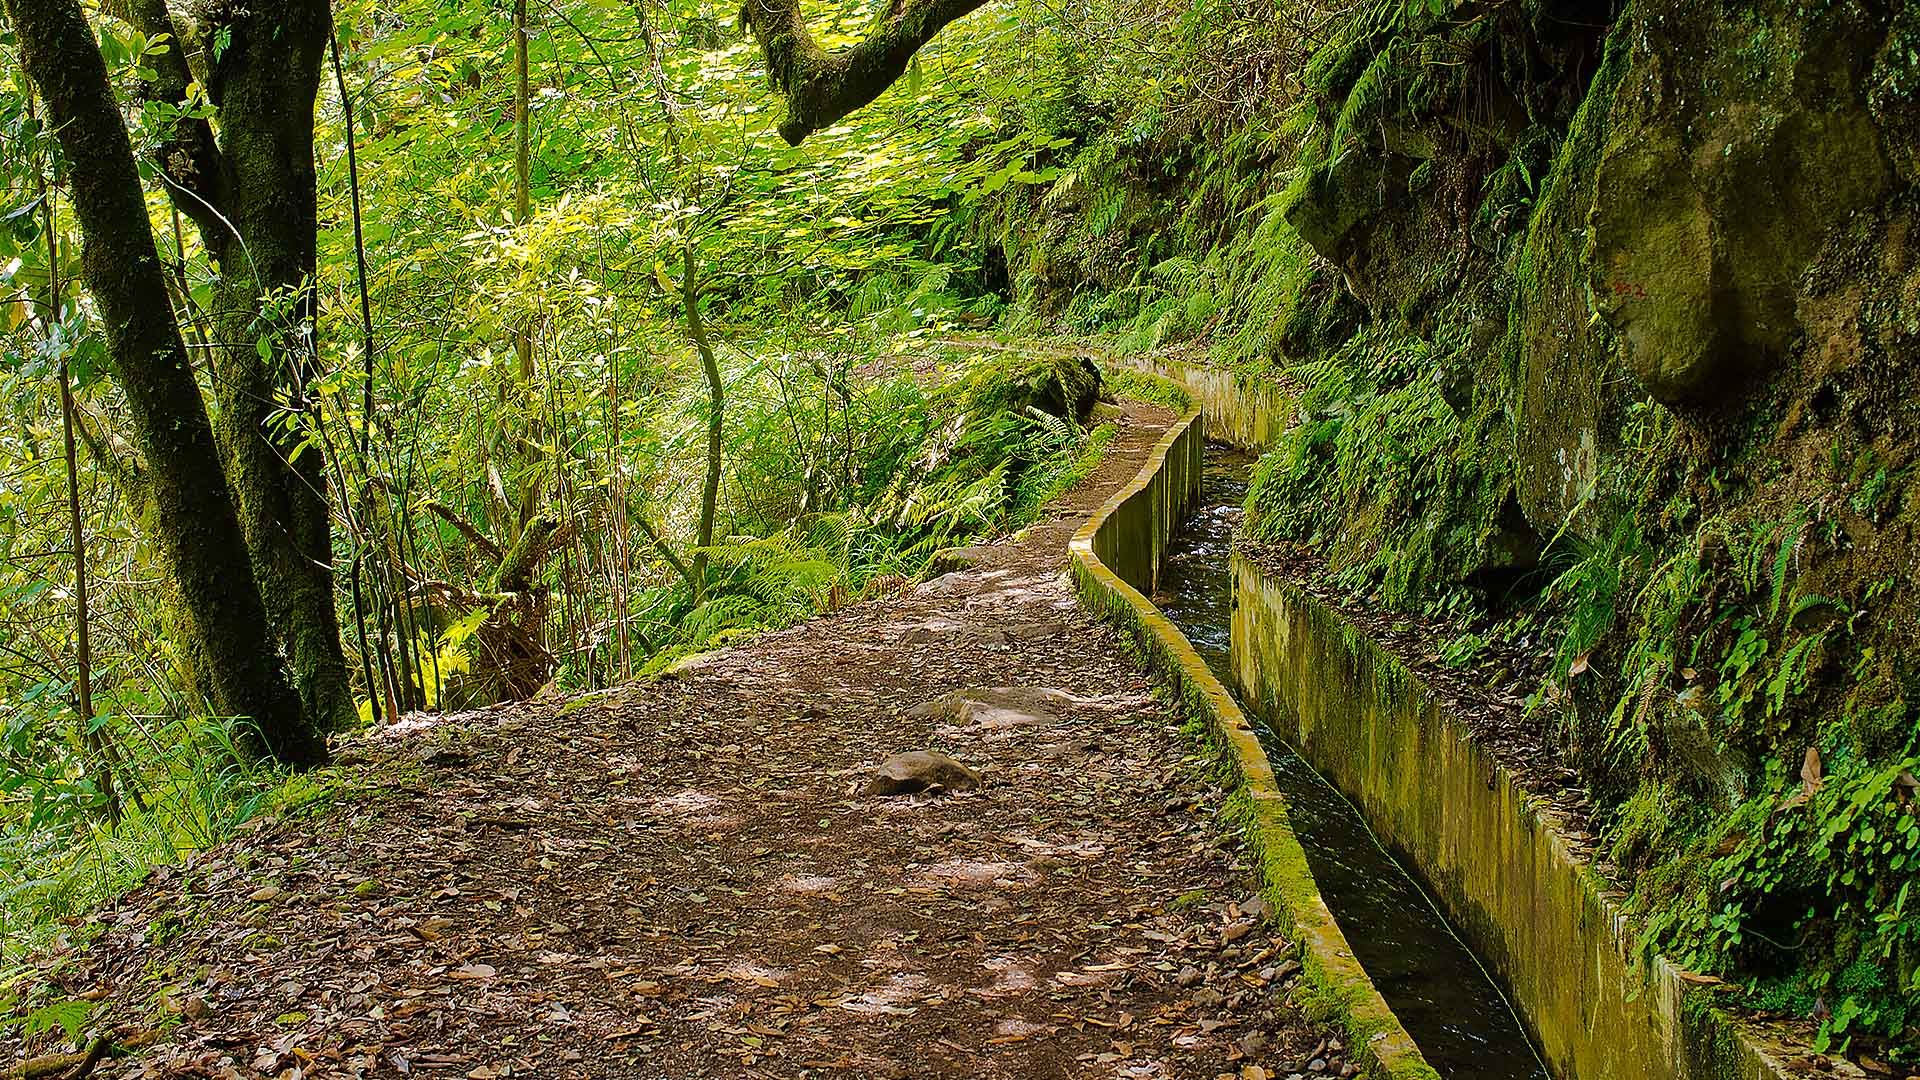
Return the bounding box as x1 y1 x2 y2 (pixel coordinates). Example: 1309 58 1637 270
957 350 1105 423
1867 2 1920 183
1285 153 1400 267
1589 0 1894 409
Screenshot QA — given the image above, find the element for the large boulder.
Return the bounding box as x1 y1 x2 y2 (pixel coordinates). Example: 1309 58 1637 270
1021 352 1104 423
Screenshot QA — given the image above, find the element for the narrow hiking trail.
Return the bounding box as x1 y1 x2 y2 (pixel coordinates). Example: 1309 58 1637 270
15 401 1355 1080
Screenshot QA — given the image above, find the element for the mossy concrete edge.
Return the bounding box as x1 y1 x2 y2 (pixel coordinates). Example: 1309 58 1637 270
1107 354 1294 451
1071 397 1438 1080
1232 559 1837 1080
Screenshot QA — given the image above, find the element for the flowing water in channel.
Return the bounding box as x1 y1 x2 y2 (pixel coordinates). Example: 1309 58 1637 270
1152 445 1551 1080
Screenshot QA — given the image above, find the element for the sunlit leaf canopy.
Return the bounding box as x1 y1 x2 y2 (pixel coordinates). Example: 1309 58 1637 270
311 0 1057 322
287 0 1077 503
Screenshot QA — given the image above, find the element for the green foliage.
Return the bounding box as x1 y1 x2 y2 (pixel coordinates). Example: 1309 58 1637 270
1243 325 1508 608
0 997 92 1043
630 343 1108 668
1633 755 1920 1055
1105 367 1192 412
1 711 287 967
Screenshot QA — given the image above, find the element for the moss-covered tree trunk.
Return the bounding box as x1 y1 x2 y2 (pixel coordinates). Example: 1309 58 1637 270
209 1 354 733
738 0 988 144
129 0 356 733
7 0 326 766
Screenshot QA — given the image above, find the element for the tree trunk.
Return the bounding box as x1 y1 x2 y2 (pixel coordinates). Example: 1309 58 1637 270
327 29 382 721
515 0 534 375
510 0 543 534
195 0 357 733
8 0 325 767
681 247 724 604
117 0 354 733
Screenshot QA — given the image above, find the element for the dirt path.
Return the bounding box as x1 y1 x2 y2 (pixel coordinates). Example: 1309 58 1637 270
16 402 1350 1080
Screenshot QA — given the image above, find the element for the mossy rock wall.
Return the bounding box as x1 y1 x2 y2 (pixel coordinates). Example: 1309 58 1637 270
1508 0 1912 521
1589 2 1893 408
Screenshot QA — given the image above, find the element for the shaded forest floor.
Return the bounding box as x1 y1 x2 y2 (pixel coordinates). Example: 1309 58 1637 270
7 402 1355 1080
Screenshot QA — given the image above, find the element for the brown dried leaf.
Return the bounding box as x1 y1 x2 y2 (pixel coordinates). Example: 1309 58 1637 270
1801 746 1823 800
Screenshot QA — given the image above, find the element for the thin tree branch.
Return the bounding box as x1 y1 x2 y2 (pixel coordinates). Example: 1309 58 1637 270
421 498 505 562
634 515 695 588
114 0 232 235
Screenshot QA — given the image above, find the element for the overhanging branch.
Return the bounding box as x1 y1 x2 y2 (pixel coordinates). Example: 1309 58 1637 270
114 0 232 236
738 0 989 145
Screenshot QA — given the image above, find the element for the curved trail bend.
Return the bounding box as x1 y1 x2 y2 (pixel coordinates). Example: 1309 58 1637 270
27 401 1355 1080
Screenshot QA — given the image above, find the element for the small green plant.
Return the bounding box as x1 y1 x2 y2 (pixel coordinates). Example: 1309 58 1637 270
1438 630 1491 667
0 997 93 1043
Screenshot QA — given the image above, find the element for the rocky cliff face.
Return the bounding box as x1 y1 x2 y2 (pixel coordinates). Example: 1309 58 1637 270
1513 0 1912 524
989 0 1919 1061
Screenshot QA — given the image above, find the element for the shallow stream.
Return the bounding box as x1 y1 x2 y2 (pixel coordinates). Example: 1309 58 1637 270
1151 445 1551 1080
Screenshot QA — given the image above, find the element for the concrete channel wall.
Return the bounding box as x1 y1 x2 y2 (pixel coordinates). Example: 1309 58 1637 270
1112 354 1294 451
1069 396 1441 1080
1230 563 1815 1080
1094 350 1821 1080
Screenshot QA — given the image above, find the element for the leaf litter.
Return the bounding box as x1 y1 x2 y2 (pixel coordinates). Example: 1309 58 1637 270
4 404 1353 1080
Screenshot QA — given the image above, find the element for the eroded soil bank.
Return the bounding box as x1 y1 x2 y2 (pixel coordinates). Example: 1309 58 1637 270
6 403 1360 1080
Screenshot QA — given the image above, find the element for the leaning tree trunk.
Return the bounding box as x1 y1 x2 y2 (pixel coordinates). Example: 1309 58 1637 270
7 0 326 767
128 0 357 733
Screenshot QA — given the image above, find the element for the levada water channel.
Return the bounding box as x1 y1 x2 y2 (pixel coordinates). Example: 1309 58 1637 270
1151 443 1551 1080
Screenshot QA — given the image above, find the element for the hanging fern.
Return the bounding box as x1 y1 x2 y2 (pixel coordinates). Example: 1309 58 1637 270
1330 41 1405 154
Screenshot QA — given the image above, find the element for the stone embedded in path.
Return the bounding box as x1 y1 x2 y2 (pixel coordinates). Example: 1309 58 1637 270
908 686 1074 733
922 544 995 578
865 750 983 796
912 567 1010 597
895 615 1009 646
